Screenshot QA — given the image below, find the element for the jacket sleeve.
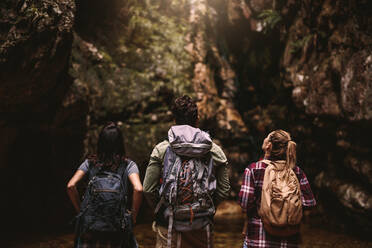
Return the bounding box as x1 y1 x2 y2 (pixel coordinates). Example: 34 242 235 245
214 163 230 205
143 141 168 210
211 143 230 205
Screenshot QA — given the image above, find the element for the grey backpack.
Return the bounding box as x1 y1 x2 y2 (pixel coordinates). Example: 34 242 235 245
155 125 216 248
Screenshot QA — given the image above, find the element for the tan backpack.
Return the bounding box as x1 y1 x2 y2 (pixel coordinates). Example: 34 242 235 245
258 160 303 237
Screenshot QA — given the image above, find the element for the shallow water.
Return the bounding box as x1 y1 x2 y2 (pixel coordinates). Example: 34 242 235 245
5 202 372 248
6 220 372 248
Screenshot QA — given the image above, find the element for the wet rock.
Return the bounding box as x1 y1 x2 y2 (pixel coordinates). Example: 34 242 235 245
315 171 372 235
248 0 274 13
344 155 372 186
315 172 372 213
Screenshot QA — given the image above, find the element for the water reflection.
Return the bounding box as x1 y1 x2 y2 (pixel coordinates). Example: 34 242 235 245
133 219 244 248
5 212 372 248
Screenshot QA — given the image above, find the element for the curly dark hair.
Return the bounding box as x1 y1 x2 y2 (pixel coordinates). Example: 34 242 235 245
171 95 198 126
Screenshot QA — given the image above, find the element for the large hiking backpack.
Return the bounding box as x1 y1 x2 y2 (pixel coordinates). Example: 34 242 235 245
76 160 132 235
155 125 216 248
258 159 303 237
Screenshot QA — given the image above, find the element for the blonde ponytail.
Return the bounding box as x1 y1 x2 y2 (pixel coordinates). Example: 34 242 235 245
286 140 297 169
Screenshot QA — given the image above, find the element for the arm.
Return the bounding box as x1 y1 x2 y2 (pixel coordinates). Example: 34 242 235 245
242 215 249 237
238 166 257 236
128 173 143 225
210 142 230 206
143 161 162 210
238 167 256 215
297 167 317 208
214 164 230 206
296 167 317 223
143 141 168 210
67 170 86 213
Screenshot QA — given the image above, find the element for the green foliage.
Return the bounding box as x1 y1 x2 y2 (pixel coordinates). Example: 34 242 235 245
69 0 194 157
290 34 312 54
258 9 282 34
124 1 193 94
69 0 193 118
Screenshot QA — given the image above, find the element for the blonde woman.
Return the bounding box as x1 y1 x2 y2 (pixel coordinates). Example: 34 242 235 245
238 130 316 247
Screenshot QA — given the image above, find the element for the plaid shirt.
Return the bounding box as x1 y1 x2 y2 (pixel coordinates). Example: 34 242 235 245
238 160 316 248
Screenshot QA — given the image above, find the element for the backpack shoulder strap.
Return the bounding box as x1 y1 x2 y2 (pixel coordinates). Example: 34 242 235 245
162 146 176 179
87 160 101 180
154 147 179 215
196 153 213 181
117 160 129 176
117 160 130 194
261 159 272 166
206 154 214 180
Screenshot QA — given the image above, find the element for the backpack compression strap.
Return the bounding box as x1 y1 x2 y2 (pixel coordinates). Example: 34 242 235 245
88 160 130 198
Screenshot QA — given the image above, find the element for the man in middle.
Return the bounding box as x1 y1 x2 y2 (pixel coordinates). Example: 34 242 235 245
143 95 230 248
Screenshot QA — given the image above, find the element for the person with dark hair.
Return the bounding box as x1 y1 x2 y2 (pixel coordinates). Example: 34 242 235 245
238 130 316 248
67 122 143 248
143 95 230 248
170 95 199 126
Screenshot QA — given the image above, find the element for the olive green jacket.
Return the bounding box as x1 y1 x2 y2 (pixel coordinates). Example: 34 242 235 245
143 140 230 210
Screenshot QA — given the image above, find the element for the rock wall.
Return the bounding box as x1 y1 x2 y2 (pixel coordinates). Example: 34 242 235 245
187 0 251 195
218 0 372 235
0 0 88 232
281 0 372 234
0 0 75 117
